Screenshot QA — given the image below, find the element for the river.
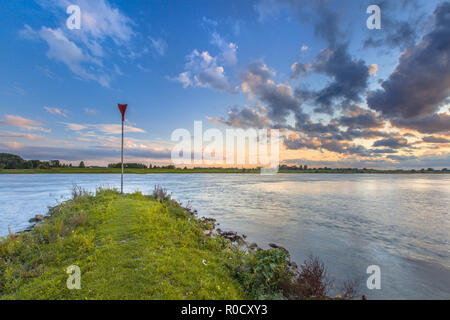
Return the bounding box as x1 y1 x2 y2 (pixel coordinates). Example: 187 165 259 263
0 173 448 299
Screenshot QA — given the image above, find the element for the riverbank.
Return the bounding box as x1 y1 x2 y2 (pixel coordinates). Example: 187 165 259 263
0 168 259 174
0 168 447 174
0 187 357 300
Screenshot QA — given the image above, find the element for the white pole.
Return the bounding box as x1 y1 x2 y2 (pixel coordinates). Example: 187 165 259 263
121 119 124 194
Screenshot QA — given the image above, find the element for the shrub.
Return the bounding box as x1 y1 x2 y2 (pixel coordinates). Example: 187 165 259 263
280 255 333 299
340 279 359 300
231 248 291 299
152 185 171 202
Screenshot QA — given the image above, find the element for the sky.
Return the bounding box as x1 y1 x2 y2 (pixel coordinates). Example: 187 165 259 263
0 0 449 169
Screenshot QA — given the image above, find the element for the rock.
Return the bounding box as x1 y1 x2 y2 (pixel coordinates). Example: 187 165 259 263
268 243 289 253
29 214 44 223
242 234 247 239
220 231 244 243
248 242 258 250
200 217 216 229
23 225 34 232
203 230 211 236
222 231 237 237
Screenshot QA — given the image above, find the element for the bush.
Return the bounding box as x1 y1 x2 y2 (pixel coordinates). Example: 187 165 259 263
279 255 358 300
152 185 171 202
231 248 291 299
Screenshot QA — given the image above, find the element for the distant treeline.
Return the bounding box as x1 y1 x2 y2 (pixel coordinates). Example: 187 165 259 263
1 153 448 173
277 164 448 173
0 153 86 169
108 163 176 169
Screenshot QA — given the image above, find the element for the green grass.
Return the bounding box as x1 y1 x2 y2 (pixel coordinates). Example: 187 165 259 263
0 189 250 299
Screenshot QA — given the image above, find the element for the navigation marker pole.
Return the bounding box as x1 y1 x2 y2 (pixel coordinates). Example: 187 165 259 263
118 104 128 194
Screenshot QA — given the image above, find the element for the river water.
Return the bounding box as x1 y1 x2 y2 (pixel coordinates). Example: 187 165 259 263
0 173 448 299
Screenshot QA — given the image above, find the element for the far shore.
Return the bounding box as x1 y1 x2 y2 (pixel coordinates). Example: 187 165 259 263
0 168 448 174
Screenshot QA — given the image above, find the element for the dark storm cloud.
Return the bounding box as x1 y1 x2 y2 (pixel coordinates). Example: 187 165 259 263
364 21 418 50
387 154 417 161
308 45 370 114
284 152 450 169
391 113 450 134
294 110 340 135
291 108 389 145
290 62 312 80
207 105 270 129
313 0 344 48
257 0 370 116
421 135 450 144
363 0 422 51
340 128 390 140
238 0 448 166
284 135 372 157
283 136 318 151
257 1 371 115
367 3 450 123
255 0 345 48
372 137 409 149
241 62 301 123
338 106 384 129
370 148 398 154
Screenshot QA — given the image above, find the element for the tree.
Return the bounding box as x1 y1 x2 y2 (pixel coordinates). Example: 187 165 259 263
79 161 85 168
50 160 61 167
39 162 50 169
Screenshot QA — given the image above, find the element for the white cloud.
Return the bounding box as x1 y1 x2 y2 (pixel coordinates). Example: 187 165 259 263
301 45 309 52
211 32 238 65
84 108 98 115
0 131 43 141
202 16 218 27
174 49 234 92
113 64 123 76
137 64 150 73
53 0 134 44
60 122 88 131
0 115 51 132
97 124 146 134
21 0 137 87
174 72 192 88
44 106 68 117
61 122 145 134
149 36 168 56
23 25 113 87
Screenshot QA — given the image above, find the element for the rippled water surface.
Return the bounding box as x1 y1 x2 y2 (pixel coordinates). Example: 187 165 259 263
0 173 449 299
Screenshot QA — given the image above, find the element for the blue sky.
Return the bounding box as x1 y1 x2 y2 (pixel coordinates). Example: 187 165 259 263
0 0 449 168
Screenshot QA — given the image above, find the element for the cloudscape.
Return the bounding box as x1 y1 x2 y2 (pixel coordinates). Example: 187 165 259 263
0 0 449 169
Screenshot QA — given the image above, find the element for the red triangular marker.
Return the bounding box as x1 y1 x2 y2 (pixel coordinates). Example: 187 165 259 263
118 104 127 121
